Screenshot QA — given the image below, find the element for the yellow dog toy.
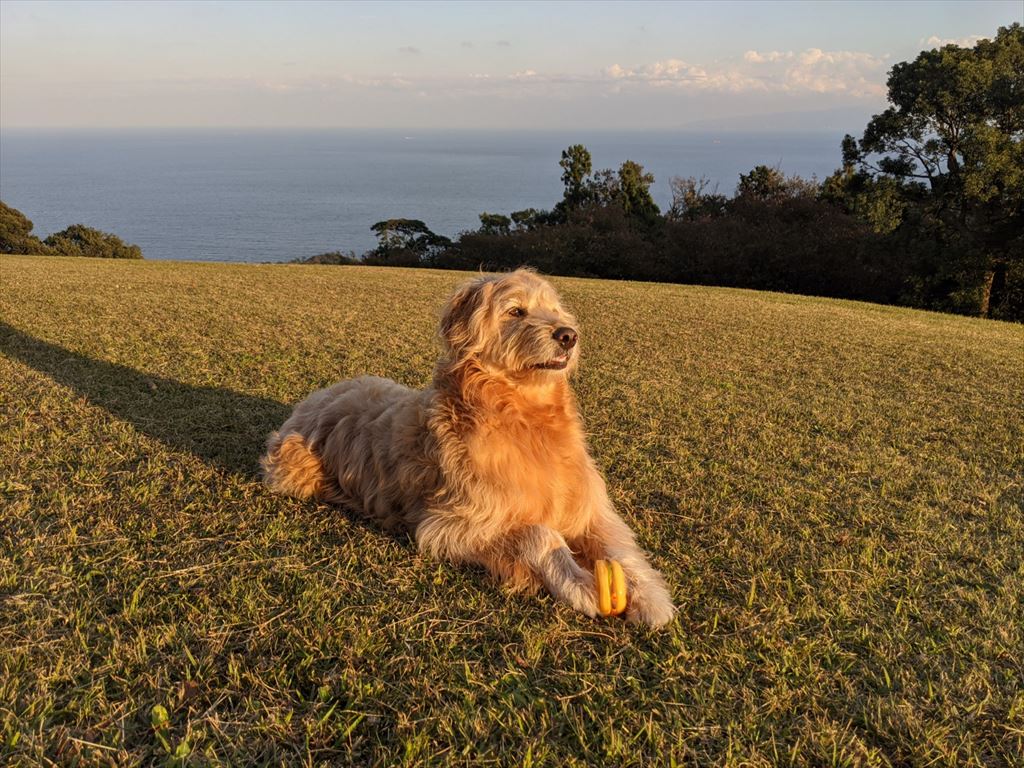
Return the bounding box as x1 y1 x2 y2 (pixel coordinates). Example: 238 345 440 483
594 559 627 616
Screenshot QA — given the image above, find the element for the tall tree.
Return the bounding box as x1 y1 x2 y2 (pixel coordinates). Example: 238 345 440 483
478 212 512 236
616 160 660 221
843 24 1024 317
509 208 541 230
559 144 593 210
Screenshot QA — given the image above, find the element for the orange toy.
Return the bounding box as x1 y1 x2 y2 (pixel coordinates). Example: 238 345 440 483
594 559 627 616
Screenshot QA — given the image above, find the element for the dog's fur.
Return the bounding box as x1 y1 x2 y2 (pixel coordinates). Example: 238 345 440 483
261 269 675 627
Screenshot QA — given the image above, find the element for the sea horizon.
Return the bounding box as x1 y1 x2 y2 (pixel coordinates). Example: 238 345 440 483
1 127 851 262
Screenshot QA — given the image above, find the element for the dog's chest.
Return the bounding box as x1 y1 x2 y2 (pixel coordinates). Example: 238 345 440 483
465 412 589 529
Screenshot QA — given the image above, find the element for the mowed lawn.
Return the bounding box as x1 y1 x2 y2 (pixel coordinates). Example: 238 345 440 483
1 254 1022 767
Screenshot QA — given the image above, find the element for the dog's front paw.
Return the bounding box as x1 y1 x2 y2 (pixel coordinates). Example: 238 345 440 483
541 546 599 618
560 570 599 618
626 580 676 629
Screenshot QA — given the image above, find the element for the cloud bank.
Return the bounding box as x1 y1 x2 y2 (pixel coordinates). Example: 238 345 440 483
604 48 888 97
1 46 893 129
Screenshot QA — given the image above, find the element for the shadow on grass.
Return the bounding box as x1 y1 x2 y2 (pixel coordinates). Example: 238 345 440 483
0 321 290 477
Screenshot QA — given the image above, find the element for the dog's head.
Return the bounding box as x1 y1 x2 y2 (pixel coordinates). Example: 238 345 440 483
439 268 580 380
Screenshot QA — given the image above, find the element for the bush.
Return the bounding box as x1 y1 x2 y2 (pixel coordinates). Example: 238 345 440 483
663 196 905 303
44 225 143 259
292 250 359 265
0 201 51 254
447 204 662 281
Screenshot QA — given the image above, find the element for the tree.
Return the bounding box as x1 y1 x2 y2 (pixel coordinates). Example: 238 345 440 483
554 146 660 224
559 144 593 211
843 23 1024 317
667 176 728 221
369 218 451 264
735 165 817 202
0 202 51 254
820 165 908 235
510 208 542 230
616 160 660 222
478 212 512 236
44 224 143 259
587 168 619 207
736 165 788 201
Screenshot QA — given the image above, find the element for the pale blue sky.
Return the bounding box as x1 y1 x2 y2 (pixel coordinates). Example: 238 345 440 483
1 0 1018 129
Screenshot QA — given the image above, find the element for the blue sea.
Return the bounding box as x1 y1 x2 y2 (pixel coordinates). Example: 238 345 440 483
1 129 846 262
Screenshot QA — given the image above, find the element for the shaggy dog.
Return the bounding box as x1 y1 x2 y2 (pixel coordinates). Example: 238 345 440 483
261 269 676 627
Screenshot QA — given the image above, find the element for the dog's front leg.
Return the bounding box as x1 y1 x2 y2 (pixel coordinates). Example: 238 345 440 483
516 525 599 618
416 517 598 618
578 477 677 628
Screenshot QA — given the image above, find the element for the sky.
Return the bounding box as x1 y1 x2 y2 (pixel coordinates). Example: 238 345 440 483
0 0 1019 131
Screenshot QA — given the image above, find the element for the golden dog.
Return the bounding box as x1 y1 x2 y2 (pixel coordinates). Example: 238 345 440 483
261 269 675 627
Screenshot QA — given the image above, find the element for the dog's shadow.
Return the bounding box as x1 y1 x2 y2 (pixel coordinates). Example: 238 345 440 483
0 321 289 478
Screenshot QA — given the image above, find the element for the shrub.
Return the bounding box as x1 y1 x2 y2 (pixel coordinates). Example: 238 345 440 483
0 201 52 254
44 225 143 259
292 250 360 265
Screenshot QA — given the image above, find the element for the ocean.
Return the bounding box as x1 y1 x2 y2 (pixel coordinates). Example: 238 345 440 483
0 129 847 262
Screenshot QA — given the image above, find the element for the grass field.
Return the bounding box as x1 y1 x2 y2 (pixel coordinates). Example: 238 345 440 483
1 254 1022 767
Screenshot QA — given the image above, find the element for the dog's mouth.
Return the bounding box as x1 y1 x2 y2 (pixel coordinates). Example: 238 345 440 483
532 352 571 370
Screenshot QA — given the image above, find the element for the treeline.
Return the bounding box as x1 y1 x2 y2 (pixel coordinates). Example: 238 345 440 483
305 25 1023 321
0 201 143 259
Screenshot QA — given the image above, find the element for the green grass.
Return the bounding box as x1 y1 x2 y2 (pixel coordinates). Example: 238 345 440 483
1 254 1022 767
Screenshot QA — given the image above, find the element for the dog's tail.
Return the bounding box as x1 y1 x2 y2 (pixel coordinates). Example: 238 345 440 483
261 432 328 500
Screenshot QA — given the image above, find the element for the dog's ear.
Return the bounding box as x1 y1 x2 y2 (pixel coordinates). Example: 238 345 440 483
440 277 493 355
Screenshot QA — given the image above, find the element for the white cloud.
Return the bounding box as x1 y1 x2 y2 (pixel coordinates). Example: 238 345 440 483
743 50 791 64
603 58 710 87
922 34 986 48
783 48 888 96
605 48 888 97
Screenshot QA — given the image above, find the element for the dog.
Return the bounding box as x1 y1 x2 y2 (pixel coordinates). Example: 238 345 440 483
261 269 675 627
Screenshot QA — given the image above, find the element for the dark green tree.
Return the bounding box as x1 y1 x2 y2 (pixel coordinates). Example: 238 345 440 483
0 202 51 254
478 212 512 236
843 23 1024 317
736 166 789 201
616 160 660 221
820 165 908 235
736 166 818 203
559 144 593 210
44 224 143 259
369 218 451 264
510 208 542 230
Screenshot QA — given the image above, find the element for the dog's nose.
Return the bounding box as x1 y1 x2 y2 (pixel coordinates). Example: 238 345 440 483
553 326 578 350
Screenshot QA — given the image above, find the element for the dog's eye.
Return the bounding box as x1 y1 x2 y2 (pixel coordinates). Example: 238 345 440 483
507 307 527 318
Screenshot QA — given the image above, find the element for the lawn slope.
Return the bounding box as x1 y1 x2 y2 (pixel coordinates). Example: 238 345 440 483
1 255 1022 766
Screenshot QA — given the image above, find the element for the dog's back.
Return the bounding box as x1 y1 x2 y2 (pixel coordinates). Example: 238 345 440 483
262 376 438 532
